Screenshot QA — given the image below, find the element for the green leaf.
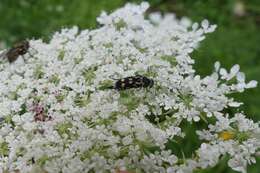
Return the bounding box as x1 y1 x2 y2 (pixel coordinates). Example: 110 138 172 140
74 92 91 107
58 50 65 61
33 65 44 79
49 74 60 85
98 80 114 90
114 19 127 30
161 55 177 67
0 142 9 156
37 155 49 166
119 91 140 111
56 122 73 137
82 66 98 83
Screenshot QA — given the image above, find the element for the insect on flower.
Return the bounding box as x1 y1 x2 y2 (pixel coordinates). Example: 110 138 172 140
109 75 154 90
0 40 30 63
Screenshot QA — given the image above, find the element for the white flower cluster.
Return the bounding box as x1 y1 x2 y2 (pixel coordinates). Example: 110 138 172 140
0 2 259 173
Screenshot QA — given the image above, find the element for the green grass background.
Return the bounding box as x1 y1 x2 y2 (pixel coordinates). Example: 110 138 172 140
0 0 259 172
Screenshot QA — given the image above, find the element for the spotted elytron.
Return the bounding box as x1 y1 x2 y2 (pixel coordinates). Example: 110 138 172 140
109 75 154 90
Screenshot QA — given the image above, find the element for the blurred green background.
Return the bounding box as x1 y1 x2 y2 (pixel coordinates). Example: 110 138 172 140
0 0 259 172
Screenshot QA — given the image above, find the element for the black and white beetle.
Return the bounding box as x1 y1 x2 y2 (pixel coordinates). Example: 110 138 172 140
109 75 154 90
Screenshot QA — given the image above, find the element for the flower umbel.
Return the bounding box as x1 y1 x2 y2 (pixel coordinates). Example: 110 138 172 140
0 2 259 173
